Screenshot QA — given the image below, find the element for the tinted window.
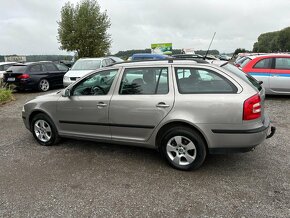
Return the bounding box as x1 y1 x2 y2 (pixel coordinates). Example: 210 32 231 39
43 63 58 71
29 65 42 72
0 65 3 71
175 67 236 94
55 63 69 71
222 64 262 91
72 69 118 96
275 58 290 70
71 59 101 70
6 65 27 73
120 67 169 95
253 58 272 69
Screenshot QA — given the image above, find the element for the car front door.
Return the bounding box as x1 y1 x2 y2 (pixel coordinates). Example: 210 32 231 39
109 66 174 142
56 68 120 139
270 57 290 93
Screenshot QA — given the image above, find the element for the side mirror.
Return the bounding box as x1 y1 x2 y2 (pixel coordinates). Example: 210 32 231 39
62 88 71 97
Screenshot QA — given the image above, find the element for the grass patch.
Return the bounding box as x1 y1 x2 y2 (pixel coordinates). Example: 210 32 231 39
0 88 14 104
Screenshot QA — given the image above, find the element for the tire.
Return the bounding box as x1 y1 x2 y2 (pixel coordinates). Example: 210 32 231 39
38 79 50 92
160 126 207 171
31 113 60 146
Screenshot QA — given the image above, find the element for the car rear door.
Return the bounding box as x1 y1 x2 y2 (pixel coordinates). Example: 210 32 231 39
56 68 120 139
109 66 174 142
269 57 290 93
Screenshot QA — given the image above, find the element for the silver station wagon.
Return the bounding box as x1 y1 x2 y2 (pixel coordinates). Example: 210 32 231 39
22 59 275 170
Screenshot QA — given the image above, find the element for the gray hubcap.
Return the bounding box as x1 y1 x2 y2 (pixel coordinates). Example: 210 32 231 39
166 136 197 166
34 120 52 142
39 79 49 91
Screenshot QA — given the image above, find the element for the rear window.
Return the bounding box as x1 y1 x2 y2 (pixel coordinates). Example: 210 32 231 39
222 64 262 91
6 65 27 73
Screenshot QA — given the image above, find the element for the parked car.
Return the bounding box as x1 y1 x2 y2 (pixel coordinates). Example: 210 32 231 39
241 54 290 95
3 61 68 91
131 53 169 61
63 57 122 87
0 62 17 79
22 59 275 170
218 54 232 61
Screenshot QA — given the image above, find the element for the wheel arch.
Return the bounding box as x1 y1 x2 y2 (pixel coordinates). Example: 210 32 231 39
155 121 209 151
28 110 55 130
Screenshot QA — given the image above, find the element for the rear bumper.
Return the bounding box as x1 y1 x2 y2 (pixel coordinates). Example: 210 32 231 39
208 114 275 154
5 79 37 90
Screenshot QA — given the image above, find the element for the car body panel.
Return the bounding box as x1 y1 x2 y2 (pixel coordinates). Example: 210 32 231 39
22 60 272 153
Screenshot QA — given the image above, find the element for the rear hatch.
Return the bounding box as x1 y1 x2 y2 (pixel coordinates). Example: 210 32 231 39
221 63 265 116
3 65 27 83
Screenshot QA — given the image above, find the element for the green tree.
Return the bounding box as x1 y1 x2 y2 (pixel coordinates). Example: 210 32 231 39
234 48 250 55
58 0 111 58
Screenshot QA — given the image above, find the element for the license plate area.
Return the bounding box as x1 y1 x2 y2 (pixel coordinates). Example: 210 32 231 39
7 77 15 82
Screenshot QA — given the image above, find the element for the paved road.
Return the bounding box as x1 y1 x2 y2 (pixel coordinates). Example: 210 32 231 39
0 90 289 217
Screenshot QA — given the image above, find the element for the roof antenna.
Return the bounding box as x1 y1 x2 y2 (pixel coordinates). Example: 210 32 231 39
204 32 216 60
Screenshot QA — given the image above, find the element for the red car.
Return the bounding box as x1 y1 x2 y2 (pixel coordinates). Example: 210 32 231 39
241 54 290 95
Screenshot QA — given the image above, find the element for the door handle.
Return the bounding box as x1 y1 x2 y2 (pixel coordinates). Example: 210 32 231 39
97 102 107 108
156 102 170 108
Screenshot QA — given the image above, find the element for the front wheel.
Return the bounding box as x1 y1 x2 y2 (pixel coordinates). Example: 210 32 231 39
38 79 50 92
160 127 207 170
31 113 60 146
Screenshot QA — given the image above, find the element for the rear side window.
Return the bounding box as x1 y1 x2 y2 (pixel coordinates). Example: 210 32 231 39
29 65 43 72
43 63 58 71
175 67 237 94
119 67 169 95
222 64 262 91
275 58 290 70
253 58 272 69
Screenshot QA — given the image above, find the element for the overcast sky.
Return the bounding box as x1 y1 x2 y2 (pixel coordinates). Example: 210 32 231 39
0 0 290 55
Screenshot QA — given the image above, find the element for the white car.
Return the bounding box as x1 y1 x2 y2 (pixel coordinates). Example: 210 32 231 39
0 62 17 79
63 57 123 87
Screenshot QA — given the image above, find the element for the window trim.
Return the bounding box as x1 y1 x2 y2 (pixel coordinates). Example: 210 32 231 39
118 67 170 95
174 67 238 94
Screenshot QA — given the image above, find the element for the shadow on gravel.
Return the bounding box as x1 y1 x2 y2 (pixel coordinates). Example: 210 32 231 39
55 138 249 171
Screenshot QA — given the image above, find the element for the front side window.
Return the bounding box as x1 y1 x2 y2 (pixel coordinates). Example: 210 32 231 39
275 58 290 70
253 58 272 69
43 63 58 71
175 67 237 94
119 67 169 95
72 69 118 96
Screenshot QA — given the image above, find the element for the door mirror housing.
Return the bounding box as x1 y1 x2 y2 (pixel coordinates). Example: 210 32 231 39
62 88 71 97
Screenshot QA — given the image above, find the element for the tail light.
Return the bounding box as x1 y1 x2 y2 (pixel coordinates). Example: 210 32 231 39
235 63 241 67
17 74 30 79
243 94 261 120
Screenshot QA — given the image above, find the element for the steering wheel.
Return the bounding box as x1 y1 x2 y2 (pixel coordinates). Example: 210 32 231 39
92 86 106 95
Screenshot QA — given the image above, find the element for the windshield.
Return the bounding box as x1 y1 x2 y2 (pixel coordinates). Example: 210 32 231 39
222 63 262 91
71 59 101 70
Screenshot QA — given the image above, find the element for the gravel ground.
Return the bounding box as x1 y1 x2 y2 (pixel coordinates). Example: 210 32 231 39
0 90 289 217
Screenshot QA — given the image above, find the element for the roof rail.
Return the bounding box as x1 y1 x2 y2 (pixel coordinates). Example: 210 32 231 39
107 57 208 67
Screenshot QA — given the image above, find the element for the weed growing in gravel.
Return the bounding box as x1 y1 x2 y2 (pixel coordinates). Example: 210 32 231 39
0 88 14 104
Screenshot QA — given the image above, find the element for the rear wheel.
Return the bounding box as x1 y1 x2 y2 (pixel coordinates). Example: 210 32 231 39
160 126 207 170
31 113 59 146
38 79 50 92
